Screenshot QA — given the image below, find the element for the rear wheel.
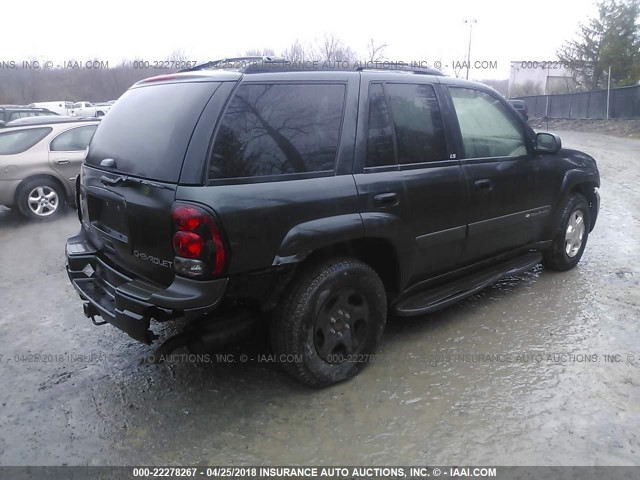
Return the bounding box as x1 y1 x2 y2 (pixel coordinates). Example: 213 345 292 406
543 193 590 271
271 257 387 387
16 177 65 220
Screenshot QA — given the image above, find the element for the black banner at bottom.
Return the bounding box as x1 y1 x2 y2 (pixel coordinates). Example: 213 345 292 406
0 466 637 480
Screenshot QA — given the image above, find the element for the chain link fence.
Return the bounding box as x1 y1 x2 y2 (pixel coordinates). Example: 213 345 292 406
515 85 640 119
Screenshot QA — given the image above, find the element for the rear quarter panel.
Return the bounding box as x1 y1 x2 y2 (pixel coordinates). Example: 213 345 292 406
0 138 72 205
176 73 363 275
176 175 361 274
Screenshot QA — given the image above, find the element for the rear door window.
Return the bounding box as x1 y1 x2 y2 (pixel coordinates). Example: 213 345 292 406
50 125 98 151
209 83 346 179
0 127 52 155
85 81 220 182
384 83 447 164
366 83 396 168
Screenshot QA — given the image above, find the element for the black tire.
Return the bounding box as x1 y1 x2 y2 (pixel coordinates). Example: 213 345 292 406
96 111 105 117
16 177 65 220
543 193 591 271
271 257 387 388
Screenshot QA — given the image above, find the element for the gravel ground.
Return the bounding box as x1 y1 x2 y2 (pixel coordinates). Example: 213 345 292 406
0 131 638 466
529 118 640 138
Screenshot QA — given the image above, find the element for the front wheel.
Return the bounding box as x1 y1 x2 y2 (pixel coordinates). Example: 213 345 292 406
543 193 591 271
271 257 387 387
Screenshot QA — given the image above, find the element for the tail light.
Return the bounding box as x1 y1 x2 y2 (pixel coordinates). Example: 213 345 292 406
75 174 82 223
171 204 227 278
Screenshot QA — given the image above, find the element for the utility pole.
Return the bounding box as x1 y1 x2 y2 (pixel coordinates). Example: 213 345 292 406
606 65 611 120
464 18 477 80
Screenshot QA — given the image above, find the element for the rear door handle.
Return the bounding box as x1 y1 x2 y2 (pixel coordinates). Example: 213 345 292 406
474 179 493 191
55 159 71 165
374 192 399 207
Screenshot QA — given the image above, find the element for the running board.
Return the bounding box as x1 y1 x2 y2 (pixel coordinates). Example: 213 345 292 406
394 252 542 316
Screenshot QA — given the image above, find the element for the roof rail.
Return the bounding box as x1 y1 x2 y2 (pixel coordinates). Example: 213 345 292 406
178 57 444 76
179 56 289 72
3 116 100 128
355 65 444 76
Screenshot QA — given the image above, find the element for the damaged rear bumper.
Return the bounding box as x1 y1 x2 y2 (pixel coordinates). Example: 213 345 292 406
65 230 228 343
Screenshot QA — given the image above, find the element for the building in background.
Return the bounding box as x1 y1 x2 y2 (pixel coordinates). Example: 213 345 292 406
508 61 577 98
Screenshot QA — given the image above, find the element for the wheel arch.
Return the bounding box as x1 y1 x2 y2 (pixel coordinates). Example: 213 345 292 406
569 182 599 232
302 237 401 298
550 170 599 235
272 214 405 299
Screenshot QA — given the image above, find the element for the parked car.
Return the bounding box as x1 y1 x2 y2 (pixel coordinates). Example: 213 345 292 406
0 118 99 219
0 106 59 127
6 115 84 127
70 101 111 117
66 59 600 387
29 101 75 116
509 99 529 121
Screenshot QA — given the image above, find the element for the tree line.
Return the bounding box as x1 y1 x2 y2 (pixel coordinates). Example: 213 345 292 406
0 37 391 105
5 6 635 107
558 0 640 90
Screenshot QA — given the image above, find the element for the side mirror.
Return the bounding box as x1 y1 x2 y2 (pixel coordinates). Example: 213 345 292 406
535 132 562 153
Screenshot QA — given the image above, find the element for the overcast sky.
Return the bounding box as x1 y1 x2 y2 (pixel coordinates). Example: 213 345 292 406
4 0 598 79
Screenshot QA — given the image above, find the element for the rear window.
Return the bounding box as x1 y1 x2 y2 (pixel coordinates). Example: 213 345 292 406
0 127 51 155
86 82 220 182
50 125 98 151
9 112 36 121
208 83 346 179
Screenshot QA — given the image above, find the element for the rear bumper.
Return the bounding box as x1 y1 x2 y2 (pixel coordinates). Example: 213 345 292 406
590 189 600 232
65 230 228 343
0 179 21 206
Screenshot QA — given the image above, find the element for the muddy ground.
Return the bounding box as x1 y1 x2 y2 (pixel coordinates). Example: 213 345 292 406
0 131 638 466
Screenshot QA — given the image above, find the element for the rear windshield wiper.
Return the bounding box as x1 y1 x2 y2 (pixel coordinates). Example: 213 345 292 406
100 175 170 190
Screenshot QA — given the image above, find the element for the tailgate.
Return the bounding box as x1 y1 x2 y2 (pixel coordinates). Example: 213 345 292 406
80 165 177 286
78 79 225 285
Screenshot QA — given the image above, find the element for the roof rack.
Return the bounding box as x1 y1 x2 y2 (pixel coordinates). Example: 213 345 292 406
179 56 289 72
355 65 444 76
0 105 51 110
179 57 444 76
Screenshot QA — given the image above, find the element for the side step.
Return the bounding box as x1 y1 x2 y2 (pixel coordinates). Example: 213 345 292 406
394 251 542 317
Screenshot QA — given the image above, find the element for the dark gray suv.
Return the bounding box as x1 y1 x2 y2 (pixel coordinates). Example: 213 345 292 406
66 59 600 387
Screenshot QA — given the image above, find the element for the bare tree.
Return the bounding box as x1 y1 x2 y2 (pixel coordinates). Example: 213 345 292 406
243 48 277 57
166 48 190 62
0 36 378 105
367 39 388 62
281 39 310 62
314 34 357 62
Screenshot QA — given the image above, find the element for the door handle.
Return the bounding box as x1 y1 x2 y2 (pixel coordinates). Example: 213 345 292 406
55 159 71 165
374 192 399 207
474 179 493 191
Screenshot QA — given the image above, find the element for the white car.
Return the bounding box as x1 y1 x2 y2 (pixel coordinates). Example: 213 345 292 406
70 101 111 117
29 101 74 116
